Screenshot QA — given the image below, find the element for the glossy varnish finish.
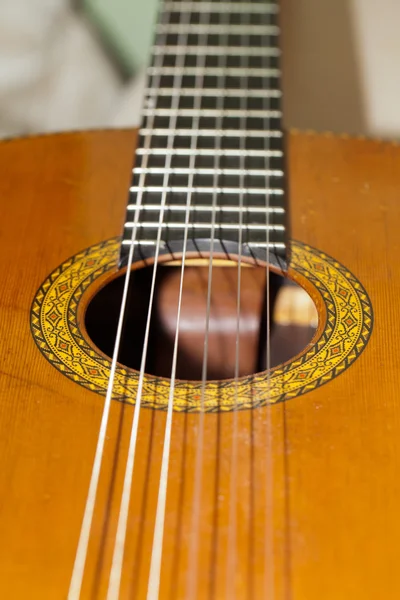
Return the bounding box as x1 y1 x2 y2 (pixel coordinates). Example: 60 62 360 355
1 129 400 599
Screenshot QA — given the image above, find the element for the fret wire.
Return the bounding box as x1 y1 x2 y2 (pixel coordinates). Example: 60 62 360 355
248 242 285 248
142 108 282 118
129 186 284 195
152 46 281 57
157 24 280 35
162 2 279 14
126 205 285 213
133 168 284 176
139 128 283 138
121 240 286 249
124 223 285 231
135 148 283 157
121 240 159 246
144 88 282 98
147 67 280 77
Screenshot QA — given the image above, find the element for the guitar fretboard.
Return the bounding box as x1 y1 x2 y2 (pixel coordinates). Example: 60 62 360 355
120 0 287 270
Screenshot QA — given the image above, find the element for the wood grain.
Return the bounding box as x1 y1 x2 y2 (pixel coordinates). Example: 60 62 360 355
0 129 400 599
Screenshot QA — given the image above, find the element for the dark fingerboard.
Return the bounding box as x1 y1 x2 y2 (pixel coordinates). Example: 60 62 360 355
120 0 288 270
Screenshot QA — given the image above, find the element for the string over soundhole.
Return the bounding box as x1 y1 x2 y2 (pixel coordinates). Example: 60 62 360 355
85 263 317 381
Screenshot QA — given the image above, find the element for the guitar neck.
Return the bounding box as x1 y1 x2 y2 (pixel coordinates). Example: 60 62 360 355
120 0 288 270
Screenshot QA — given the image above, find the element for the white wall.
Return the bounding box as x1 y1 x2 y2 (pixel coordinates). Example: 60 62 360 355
351 0 400 138
281 0 400 138
1 0 399 140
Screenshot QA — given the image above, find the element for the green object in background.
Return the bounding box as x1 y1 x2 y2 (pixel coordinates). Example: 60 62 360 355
82 0 159 76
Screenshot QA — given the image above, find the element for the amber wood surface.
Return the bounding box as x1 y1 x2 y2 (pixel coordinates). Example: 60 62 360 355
1 129 400 599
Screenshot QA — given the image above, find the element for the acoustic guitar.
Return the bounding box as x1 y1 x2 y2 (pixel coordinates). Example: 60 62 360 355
1 0 398 598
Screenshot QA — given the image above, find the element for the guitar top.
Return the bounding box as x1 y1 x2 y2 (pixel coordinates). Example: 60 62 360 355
0 128 399 599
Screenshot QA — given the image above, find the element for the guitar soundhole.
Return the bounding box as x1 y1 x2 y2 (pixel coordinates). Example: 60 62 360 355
84 265 317 381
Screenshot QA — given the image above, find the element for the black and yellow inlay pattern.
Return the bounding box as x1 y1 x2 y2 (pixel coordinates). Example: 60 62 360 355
31 239 373 411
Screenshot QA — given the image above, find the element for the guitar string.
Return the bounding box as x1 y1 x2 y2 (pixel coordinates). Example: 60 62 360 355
225 3 250 597
66 4 171 598
68 1 283 598
105 4 193 599
67 231 138 600
140 3 218 597
185 3 229 599
264 2 278 597
66 106 155 600
144 2 220 598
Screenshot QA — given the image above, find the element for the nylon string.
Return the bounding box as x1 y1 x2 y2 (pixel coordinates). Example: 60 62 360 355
105 4 195 600
68 0 282 598
185 4 230 599
66 77 156 600
264 2 278 598
225 4 251 596
145 2 216 598
67 3 175 598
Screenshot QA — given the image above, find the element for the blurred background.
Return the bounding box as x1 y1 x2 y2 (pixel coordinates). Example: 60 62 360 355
1 0 399 140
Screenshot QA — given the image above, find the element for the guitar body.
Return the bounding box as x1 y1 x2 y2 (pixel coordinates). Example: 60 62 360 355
1 129 400 599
